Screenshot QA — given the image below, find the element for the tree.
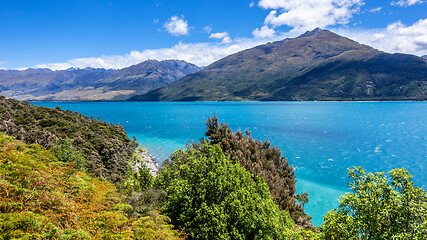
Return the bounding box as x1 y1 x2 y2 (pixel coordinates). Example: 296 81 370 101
200 115 311 228
156 143 295 240
321 167 427 240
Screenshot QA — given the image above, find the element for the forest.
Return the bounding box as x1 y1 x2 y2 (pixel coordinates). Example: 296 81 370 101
1 97 426 239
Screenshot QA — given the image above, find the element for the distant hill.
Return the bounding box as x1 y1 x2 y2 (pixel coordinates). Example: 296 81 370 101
131 28 427 101
0 67 116 100
95 60 201 100
0 60 200 101
423 55 427 59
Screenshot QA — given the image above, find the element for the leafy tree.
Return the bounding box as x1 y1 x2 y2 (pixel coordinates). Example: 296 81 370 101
321 167 427 239
200 115 311 228
156 143 295 240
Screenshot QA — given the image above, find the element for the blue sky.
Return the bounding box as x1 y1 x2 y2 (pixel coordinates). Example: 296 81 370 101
0 0 426 70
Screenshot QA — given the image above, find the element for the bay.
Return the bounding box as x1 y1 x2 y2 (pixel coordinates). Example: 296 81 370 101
32 101 427 226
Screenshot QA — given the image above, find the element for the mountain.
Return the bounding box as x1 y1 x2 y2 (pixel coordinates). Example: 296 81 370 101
95 60 201 100
423 55 427 59
131 28 427 101
0 67 117 100
0 60 200 101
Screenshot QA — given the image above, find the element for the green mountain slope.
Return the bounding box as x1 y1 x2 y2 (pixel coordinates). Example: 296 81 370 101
131 28 427 101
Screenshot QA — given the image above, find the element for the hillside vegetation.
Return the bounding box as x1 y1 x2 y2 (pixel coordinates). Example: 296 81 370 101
0 96 139 185
0 132 183 239
1 99 426 239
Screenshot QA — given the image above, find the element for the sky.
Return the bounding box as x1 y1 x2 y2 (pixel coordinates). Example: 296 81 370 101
0 0 426 70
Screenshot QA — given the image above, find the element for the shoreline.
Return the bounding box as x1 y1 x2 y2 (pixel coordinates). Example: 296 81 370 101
136 148 160 176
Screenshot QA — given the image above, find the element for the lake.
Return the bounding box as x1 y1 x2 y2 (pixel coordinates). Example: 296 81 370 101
32 101 427 226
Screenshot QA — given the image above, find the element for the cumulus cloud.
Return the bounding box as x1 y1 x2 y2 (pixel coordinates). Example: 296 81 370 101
335 18 427 56
392 0 426 6
32 30 301 71
258 0 364 32
164 15 189 36
33 37 278 70
250 2 255 7
253 25 276 38
209 32 232 44
29 16 427 71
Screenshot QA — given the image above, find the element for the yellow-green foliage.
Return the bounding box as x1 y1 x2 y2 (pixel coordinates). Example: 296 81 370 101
0 132 182 239
320 167 427 240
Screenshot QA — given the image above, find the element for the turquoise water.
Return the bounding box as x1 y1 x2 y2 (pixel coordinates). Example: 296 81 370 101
32 101 427 226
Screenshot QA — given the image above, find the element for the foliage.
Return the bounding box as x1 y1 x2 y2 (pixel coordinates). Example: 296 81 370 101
199 115 311 228
132 210 186 240
123 163 154 197
51 138 86 172
0 132 183 239
126 188 167 219
320 166 427 239
156 143 296 240
0 96 140 185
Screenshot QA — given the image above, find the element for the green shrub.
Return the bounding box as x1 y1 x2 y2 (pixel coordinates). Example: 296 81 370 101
157 143 295 240
321 167 427 239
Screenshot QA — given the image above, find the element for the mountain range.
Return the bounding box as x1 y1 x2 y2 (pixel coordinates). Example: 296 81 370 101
0 60 200 101
131 28 427 101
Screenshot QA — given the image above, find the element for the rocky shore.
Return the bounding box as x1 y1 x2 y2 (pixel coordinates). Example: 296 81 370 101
136 148 159 176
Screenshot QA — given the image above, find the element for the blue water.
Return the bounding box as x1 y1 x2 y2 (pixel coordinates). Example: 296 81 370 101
32 101 427 226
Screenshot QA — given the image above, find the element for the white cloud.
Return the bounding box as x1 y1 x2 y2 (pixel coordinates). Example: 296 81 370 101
164 16 189 36
253 25 276 38
203 25 212 34
209 32 232 44
258 0 364 31
392 0 426 7
153 19 159 24
334 18 427 56
0 61 7 70
368 7 382 13
250 2 255 7
33 33 296 70
28 17 427 71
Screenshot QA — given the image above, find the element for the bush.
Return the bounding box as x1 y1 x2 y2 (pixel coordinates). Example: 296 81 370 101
321 167 427 239
156 143 295 240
